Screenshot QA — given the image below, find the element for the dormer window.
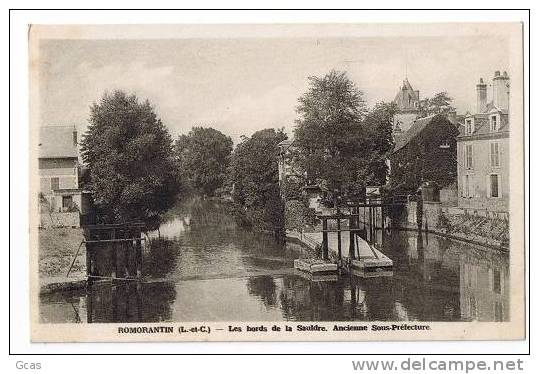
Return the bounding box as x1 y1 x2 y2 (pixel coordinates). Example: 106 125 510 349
465 118 474 135
490 114 499 132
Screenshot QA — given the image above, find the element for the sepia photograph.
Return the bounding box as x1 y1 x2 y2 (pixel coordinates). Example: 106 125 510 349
27 22 525 342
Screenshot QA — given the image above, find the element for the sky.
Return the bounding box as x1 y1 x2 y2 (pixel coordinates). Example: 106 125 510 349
38 33 510 143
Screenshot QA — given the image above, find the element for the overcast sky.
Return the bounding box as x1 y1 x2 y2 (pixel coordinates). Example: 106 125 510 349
38 34 510 143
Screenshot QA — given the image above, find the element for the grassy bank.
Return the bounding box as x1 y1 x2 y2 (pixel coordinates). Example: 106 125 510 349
39 228 86 279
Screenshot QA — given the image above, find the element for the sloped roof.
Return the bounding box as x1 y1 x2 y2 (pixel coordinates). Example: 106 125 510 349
458 110 509 138
486 103 508 115
38 126 78 158
393 114 438 153
403 78 414 92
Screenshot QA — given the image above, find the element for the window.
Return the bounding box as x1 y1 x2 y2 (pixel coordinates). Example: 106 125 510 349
494 302 503 322
490 115 499 132
490 142 500 167
489 174 500 198
50 177 59 191
465 119 474 135
465 144 473 169
493 269 501 294
468 296 477 319
62 195 73 210
465 175 470 198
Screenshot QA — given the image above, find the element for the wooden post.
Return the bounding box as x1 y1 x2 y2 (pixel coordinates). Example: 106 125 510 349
123 237 129 278
363 207 366 227
111 229 117 279
381 206 385 231
369 207 373 243
86 284 93 323
322 218 329 260
136 232 142 278
336 209 342 260
111 284 117 322
349 214 355 259
136 282 143 321
86 241 92 279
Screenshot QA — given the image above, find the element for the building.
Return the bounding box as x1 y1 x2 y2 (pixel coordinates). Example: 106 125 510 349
278 138 325 209
38 126 84 227
389 114 460 194
456 71 510 213
393 77 421 134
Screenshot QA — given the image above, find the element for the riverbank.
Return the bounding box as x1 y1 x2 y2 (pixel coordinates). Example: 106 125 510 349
287 218 508 258
393 224 509 252
39 228 87 294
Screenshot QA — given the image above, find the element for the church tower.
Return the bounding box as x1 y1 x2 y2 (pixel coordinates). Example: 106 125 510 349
393 77 420 133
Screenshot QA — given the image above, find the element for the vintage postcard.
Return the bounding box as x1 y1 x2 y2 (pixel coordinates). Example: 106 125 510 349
29 23 525 342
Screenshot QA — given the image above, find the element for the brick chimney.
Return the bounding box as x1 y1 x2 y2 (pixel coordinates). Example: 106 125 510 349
476 77 487 113
72 126 78 146
492 70 510 111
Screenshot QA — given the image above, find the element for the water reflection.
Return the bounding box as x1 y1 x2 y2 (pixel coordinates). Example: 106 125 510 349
40 201 510 323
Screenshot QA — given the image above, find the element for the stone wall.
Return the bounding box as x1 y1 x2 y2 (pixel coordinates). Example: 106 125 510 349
442 206 509 220
40 212 80 228
440 187 458 206
389 200 441 231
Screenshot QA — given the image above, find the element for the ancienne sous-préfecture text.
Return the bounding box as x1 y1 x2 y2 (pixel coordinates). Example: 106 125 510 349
117 324 431 334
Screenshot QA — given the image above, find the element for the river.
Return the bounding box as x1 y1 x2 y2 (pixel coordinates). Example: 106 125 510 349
40 199 509 323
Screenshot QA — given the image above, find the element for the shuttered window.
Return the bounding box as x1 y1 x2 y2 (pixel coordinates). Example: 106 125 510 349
490 142 500 167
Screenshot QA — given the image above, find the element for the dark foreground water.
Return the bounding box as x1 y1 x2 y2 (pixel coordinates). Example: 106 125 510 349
40 200 509 323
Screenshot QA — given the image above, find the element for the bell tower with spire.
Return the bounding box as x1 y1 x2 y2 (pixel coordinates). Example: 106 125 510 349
392 75 420 134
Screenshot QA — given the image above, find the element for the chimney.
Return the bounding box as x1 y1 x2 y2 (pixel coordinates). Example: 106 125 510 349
492 70 510 111
72 127 78 146
476 77 487 113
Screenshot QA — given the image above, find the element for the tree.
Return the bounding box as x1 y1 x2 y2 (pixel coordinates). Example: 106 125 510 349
293 70 393 200
285 199 316 233
230 129 287 236
418 91 456 118
362 102 397 184
175 127 233 197
80 90 180 229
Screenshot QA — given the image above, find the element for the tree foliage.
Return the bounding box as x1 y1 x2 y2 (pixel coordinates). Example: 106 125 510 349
293 70 394 200
285 200 316 232
230 129 287 236
418 91 456 118
174 127 233 197
80 90 180 229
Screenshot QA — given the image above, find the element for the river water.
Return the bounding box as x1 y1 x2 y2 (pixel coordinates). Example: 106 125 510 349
40 200 509 323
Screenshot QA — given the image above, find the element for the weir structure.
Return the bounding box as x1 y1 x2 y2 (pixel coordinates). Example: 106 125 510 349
318 196 408 261
82 222 146 282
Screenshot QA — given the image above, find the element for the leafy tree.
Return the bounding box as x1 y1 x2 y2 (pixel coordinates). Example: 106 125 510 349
362 102 397 184
293 70 393 201
230 129 287 237
175 127 233 197
80 90 180 229
285 200 317 232
418 92 455 118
